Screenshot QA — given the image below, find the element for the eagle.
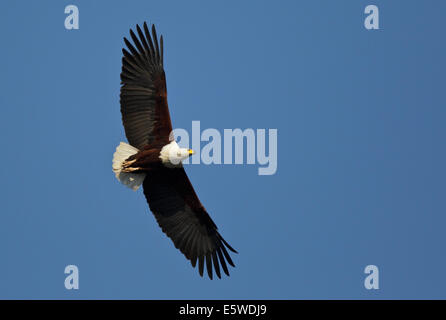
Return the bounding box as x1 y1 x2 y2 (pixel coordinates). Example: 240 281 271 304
112 22 237 279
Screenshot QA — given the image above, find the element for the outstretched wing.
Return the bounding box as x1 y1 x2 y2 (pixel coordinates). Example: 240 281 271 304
142 168 237 279
120 22 173 150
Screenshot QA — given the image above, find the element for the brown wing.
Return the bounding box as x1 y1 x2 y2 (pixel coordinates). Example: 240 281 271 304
120 22 173 149
142 167 237 279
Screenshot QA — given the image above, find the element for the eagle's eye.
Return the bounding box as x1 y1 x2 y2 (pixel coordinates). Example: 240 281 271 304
177 152 182 157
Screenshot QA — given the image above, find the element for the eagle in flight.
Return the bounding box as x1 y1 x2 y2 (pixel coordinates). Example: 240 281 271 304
112 22 237 279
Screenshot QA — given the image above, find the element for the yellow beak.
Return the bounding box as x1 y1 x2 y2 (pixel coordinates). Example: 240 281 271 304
188 149 195 155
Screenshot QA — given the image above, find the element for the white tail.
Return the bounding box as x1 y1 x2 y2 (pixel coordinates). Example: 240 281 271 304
112 142 146 191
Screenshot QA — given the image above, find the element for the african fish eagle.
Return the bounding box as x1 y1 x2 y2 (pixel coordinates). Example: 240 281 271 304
112 22 237 279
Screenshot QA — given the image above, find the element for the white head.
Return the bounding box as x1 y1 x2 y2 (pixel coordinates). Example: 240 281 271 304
159 141 195 167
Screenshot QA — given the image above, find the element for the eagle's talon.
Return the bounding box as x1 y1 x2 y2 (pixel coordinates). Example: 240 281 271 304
122 159 136 168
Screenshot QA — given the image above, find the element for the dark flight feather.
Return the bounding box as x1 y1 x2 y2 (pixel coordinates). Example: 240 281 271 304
142 168 237 279
120 22 172 149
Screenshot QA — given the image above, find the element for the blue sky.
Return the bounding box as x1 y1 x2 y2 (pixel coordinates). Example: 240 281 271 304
1 1 445 299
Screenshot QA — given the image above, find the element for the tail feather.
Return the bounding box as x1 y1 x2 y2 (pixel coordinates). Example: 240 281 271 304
113 142 146 191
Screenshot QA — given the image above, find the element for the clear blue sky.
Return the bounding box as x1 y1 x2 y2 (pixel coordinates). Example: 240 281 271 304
1 1 445 299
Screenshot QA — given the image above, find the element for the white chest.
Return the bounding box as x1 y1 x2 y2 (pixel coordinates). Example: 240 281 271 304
159 141 187 167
